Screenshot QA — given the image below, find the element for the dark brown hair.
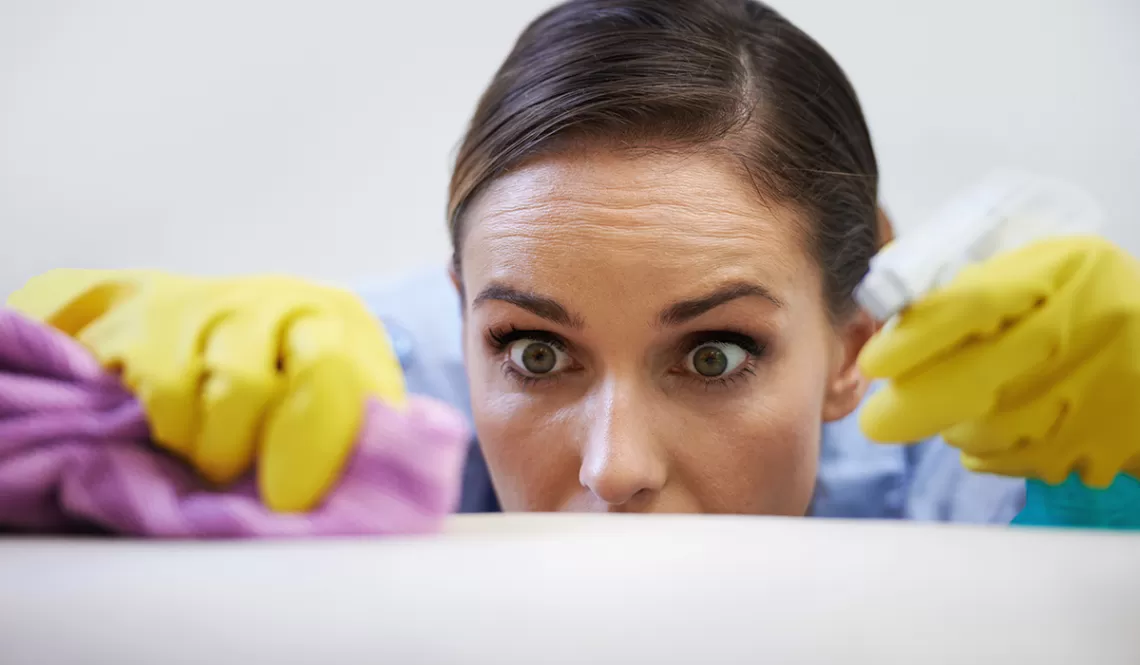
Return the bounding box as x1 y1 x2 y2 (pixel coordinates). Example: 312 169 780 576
448 0 879 317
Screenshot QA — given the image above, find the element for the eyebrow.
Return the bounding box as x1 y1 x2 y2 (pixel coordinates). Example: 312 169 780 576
658 281 783 326
473 283 584 329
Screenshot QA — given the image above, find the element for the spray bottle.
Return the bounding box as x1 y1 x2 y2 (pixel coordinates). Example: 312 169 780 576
855 170 1140 529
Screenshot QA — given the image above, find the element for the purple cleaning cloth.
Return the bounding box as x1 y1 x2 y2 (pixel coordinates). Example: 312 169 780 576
0 308 470 538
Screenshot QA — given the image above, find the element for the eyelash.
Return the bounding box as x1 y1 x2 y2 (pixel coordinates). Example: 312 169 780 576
484 325 766 390
681 332 762 391
486 326 572 387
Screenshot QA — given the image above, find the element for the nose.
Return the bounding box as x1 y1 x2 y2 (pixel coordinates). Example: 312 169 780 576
578 381 667 508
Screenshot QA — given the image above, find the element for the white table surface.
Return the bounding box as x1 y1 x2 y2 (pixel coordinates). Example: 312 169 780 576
1 513 1137 665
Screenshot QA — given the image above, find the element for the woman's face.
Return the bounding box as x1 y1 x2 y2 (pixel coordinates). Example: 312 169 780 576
456 147 872 514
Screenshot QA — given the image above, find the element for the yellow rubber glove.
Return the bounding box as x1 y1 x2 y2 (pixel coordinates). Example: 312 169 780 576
7 269 406 512
859 236 1140 488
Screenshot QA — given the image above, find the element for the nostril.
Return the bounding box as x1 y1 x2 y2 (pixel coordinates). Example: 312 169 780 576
582 462 666 507
629 487 655 505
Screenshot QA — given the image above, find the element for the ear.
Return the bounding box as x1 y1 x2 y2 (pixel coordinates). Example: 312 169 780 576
876 205 895 248
821 307 879 423
449 264 471 363
449 264 465 315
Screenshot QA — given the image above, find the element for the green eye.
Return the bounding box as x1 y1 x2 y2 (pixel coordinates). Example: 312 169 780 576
692 345 728 376
521 342 556 373
509 339 568 376
686 342 747 378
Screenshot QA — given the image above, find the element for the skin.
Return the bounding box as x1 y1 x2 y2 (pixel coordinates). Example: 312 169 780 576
454 146 875 514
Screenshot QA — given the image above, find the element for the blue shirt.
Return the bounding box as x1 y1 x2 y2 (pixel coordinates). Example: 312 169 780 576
353 266 1027 522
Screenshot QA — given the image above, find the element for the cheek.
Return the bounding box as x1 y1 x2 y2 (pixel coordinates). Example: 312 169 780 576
464 338 581 511
671 339 830 516
671 394 820 516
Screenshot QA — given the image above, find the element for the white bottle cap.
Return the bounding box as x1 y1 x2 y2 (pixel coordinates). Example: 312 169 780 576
854 267 910 322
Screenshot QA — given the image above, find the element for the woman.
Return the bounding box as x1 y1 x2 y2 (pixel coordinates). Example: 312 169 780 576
11 0 1140 519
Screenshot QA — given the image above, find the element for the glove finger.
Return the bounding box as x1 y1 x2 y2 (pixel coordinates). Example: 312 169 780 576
969 448 1135 489
1074 451 1137 489
941 395 1066 457
190 311 285 485
77 296 206 455
859 240 1071 381
859 313 1055 443
7 269 138 335
961 447 1074 486
951 360 1135 489
346 320 407 406
258 315 365 512
317 289 407 405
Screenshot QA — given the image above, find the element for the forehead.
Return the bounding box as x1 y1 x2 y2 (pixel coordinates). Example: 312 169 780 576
459 148 818 310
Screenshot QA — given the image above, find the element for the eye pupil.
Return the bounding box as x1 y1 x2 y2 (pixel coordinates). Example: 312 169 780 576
693 346 728 377
522 342 557 374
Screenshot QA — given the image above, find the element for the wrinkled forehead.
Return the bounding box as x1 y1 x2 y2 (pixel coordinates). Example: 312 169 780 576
458 149 821 320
